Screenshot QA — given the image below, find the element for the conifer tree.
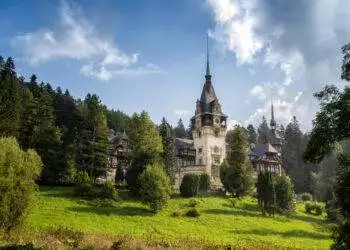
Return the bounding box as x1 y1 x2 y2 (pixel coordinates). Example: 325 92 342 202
126 111 163 194
257 116 270 145
159 117 175 182
246 124 257 145
220 125 253 197
173 118 187 138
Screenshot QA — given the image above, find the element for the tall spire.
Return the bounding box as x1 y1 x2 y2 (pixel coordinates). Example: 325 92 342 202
270 101 276 129
205 33 211 80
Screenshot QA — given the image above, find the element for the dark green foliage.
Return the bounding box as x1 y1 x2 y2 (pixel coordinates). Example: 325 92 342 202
331 222 350 250
246 124 257 145
187 198 199 208
0 137 42 236
305 202 323 216
173 118 187 138
274 175 295 214
199 173 210 193
326 199 343 223
301 193 312 202
180 174 199 197
171 211 181 217
126 112 163 194
139 164 172 212
76 171 91 184
256 171 276 216
0 243 43 250
104 108 130 133
99 181 118 200
257 117 270 145
159 117 175 182
220 126 253 197
185 208 200 218
74 183 94 197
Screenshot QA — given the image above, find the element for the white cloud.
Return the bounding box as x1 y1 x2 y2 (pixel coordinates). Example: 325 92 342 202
207 0 263 64
11 0 160 81
174 109 190 117
228 119 241 129
250 82 286 101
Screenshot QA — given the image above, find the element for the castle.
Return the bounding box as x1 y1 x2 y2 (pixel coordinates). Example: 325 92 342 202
173 44 283 188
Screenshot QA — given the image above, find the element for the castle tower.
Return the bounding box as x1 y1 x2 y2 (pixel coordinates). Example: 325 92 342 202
269 102 282 154
191 36 227 186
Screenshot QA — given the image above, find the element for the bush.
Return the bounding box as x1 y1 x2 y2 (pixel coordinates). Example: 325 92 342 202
76 171 91 184
275 175 295 215
185 208 200 217
99 180 118 200
301 193 312 202
171 211 181 217
180 174 199 197
0 137 42 237
74 183 94 197
199 173 210 193
187 198 199 208
305 202 323 215
0 244 43 250
139 163 172 213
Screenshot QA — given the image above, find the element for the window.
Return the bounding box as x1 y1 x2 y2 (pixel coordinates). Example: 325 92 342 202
214 146 219 154
198 158 203 165
215 118 220 124
198 131 201 138
198 148 202 154
213 156 220 165
214 129 219 137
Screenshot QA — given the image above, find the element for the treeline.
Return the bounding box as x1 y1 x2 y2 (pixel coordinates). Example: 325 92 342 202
0 55 128 184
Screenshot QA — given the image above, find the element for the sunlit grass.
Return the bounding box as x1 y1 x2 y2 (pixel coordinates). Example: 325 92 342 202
23 186 332 249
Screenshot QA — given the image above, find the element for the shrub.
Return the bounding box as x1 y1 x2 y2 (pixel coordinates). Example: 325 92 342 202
180 174 199 197
76 171 91 184
0 244 43 250
199 173 210 193
74 183 94 197
139 163 172 213
99 180 118 200
326 199 342 223
305 202 323 215
0 137 42 237
301 193 312 202
275 174 295 215
171 211 181 217
185 208 200 217
187 198 199 208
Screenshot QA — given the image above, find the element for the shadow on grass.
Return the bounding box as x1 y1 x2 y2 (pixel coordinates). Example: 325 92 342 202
204 208 261 218
232 228 330 240
67 205 153 217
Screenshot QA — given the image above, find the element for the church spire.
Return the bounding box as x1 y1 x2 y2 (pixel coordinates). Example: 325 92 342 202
270 102 276 129
205 34 211 80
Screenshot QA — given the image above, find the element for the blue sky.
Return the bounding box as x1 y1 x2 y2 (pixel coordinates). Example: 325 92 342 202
1 0 349 131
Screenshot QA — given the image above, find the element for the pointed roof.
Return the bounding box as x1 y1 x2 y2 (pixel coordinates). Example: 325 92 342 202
270 102 276 128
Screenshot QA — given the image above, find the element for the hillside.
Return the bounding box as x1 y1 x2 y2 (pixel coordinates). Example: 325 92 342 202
13 186 333 249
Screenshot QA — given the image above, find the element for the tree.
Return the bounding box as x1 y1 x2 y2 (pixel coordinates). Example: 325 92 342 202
126 111 163 194
220 126 253 197
246 124 257 145
304 43 350 249
199 173 210 194
76 94 109 180
0 137 42 237
159 117 175 182
0 57 21 138
277 124 285 141
257 116 270 145
173 118 187 138
275 174 295 214
104 108 130 132
139 163 172 212
256 171 276 216
180 174 199 197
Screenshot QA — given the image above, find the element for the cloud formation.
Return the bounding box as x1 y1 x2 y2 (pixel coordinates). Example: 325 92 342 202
12 0 160 81
208 0 350 130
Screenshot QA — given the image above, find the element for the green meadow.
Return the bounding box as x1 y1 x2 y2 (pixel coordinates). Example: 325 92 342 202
12 186 333 249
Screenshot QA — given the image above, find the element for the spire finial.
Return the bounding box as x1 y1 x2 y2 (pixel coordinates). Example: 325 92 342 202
206 33 211 77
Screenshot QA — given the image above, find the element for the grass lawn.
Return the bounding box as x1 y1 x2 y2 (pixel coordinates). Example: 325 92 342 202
20 186 332 249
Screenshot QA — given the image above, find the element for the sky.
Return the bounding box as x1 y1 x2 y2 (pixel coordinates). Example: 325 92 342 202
1 0 350 131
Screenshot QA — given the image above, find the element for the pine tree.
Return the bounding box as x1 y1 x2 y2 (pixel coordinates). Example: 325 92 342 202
0 57 21 138
173 118 187 138
257 116 270 145
257 171 276 216
246 124 257 145
126 111 163 194
220 126 253 197
159 117 175 182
